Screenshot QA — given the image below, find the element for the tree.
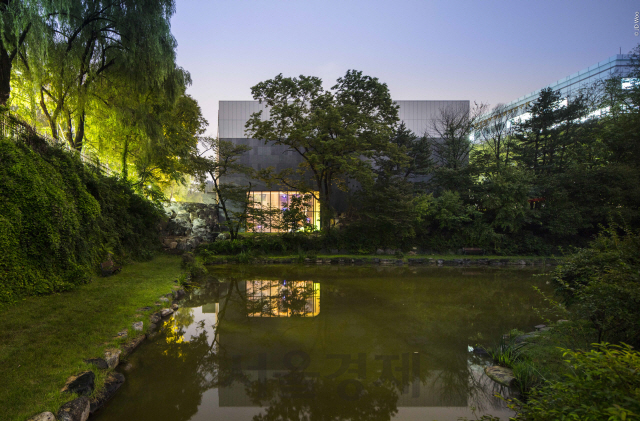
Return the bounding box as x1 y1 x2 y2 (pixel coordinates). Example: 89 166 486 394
15 0 180 151
428 102 486 170
192 137 262 240
0 0 50 106
474 104 518 172
245 70 399 230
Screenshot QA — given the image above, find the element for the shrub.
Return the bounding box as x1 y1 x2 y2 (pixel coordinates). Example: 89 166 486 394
512 343 640 420
0 138 161 303
553 227 640 347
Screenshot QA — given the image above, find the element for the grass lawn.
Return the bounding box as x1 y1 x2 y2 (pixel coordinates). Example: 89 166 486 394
0 254 183 421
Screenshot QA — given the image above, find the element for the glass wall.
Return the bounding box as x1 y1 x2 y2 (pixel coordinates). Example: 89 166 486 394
247 190 320 233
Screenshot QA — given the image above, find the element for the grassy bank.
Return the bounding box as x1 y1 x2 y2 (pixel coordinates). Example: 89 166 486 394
0 254 182 421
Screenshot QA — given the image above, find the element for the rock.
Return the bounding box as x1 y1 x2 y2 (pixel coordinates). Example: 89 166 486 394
534 324 546 331
136 307 152 311
160 308 174 317
557 319 569 323
61 371 95 396
122 335 145 356
103 349 121 369
385 249 395 255
515 332 538 344
517 260 527 265
376 249 384 255
169 241 178 249
89 372 125 414
114 329 127 338
159 296 169 302
408 251 417 255
57 396 90 421
171 304 179 310
472 346 490 357
330 249 339 254
484 366 515 387
148 323 157 332
83 358 108 370
132 321 143 331
27 412 56 421
150 313 161 324
436 259 444 266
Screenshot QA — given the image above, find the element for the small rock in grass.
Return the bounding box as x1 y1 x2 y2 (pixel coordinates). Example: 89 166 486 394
103 349 121 369
122 336 145 356
132 321 143 331
57 396 90 421
114 329 128 338
159 297 169 302
61 371 95 396
154 302 162 306
136 307 152 311
89 372 125 414
83 358 108 370
160 308 174 318
150 313 161 324
534 324 546 331
27 412 55 421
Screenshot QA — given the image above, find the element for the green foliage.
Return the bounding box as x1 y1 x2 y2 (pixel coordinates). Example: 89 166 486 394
512 344 640 421
553 227 640 347
0 137 161 303
246 70 399 229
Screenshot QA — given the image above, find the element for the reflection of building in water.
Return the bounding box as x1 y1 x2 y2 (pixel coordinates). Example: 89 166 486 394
246 280 320 317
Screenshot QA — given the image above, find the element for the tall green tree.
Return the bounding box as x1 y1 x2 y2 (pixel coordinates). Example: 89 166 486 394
16 0 179 151
245 70 399 229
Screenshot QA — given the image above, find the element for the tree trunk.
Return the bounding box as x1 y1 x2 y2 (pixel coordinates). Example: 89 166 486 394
0 42 11 106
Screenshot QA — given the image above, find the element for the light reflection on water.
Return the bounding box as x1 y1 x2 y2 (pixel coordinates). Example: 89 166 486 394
93 265 550 421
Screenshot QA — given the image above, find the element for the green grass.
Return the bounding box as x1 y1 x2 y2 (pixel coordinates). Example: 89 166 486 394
0 254 183 421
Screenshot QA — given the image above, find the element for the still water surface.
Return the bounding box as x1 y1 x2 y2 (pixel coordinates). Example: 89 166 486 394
94 265 551 421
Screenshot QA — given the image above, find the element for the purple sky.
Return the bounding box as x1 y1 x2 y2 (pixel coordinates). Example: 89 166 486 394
171 0 640 136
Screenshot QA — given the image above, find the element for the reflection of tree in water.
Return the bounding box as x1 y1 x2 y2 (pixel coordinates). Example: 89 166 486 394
243 373 400 421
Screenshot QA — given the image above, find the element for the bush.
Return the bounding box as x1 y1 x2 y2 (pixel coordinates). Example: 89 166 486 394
0 138 162 303
512 343 640 421
553 227 640 347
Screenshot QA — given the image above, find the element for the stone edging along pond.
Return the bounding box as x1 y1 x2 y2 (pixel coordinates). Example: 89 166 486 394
205 257 561 267
27 287 187 421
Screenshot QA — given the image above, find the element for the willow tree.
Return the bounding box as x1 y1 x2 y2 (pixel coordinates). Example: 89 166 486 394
246 70 399 229
0 0 52 106
16 0 180 151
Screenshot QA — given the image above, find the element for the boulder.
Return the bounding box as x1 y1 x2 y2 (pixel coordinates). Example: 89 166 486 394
122 335 145 356
171 303 179 310
160 308 174 318
27 412 56 421
57 397 90 421
83 358 108 370
375 249 384 255
132 321 143 331
103 349 121 369
484 366 515 387
89 372 125 414
61 371 95 396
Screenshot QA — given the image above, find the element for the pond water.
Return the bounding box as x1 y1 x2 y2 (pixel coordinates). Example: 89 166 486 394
93 264 552 421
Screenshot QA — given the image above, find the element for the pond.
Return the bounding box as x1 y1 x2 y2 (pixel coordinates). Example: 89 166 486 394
93 264 553 421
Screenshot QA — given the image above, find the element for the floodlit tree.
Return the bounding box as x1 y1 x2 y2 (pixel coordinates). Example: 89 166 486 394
245 70 399 229
475 103 519 171
15 0 180 151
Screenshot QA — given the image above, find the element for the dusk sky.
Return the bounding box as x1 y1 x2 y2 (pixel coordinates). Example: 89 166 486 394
171 0 640 136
